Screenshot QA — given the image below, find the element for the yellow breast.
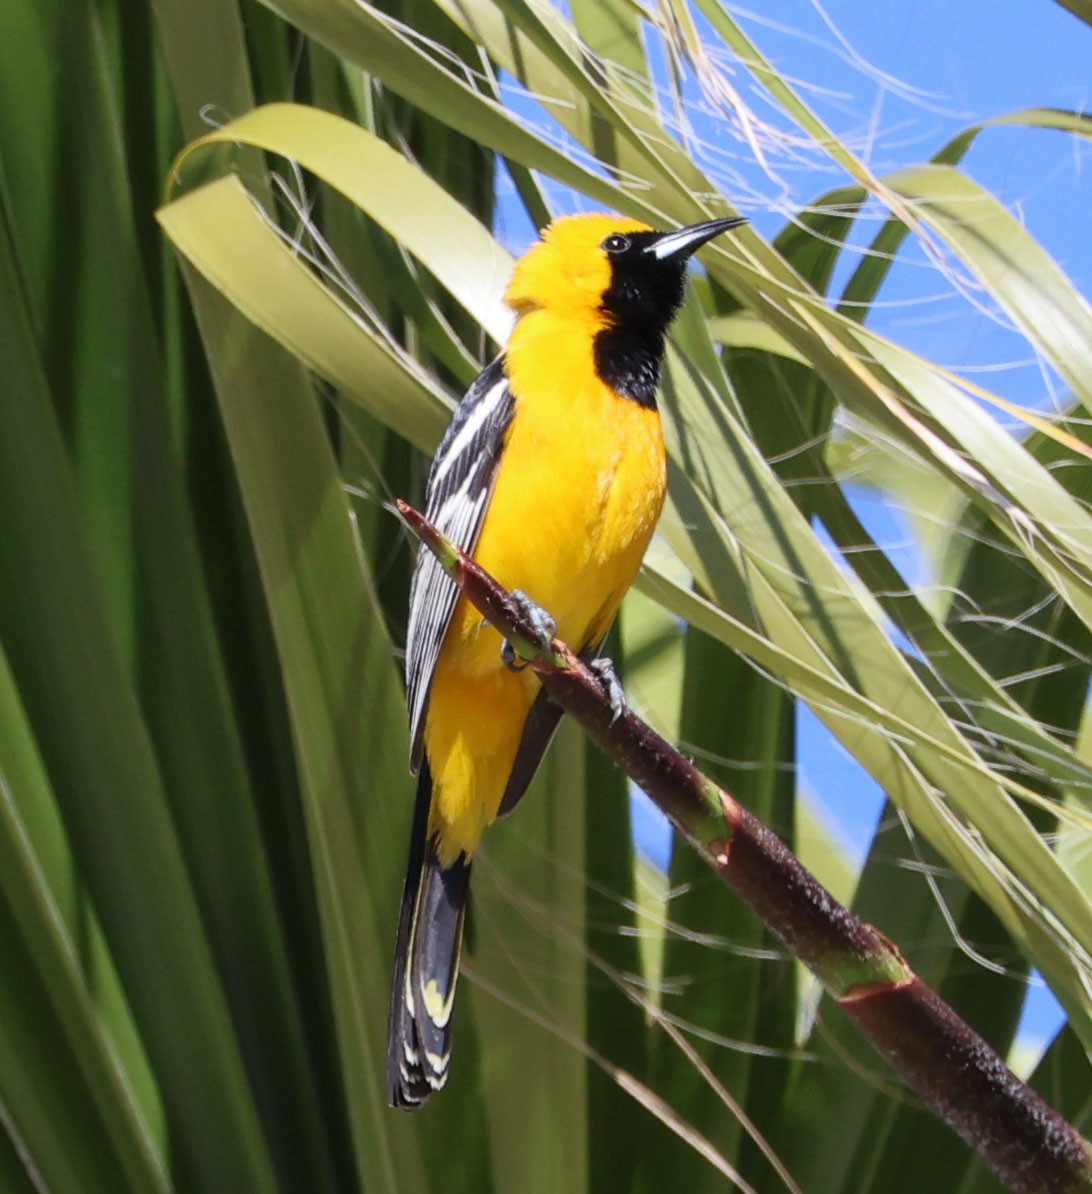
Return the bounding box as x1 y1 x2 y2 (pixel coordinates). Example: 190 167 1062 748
425 309 667 861
469 308 666 658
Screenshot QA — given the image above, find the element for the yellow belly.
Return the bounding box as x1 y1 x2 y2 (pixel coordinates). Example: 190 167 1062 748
425 319 667 863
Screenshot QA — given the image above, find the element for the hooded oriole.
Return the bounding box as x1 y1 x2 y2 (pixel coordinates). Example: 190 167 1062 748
388 211 746 1108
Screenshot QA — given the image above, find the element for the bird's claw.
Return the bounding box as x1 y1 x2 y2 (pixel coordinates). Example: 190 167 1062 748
589 657 626 722
501 638 528 672
501 590 557 673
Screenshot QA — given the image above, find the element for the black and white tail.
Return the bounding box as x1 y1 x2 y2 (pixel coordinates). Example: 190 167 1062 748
387 763 471 1109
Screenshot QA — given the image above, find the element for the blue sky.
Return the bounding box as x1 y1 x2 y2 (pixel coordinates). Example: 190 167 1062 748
726 2 1092 1052
743 1 1092 391
640 2 1091 1055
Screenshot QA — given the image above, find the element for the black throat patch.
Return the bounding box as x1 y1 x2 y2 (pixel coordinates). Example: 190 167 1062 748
593 324 665 408
592 232 688 409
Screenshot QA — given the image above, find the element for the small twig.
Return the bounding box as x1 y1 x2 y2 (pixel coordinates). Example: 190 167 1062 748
395 498 1092 1194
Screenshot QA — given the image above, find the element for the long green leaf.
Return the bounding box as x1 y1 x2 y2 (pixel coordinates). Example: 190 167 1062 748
0 172 276 1194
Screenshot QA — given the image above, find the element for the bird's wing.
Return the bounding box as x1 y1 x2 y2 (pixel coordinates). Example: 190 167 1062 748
497 634 609 817
406 356 515 770
498 686 564 816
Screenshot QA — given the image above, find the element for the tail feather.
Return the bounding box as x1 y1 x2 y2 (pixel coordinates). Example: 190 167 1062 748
387 764 471 1109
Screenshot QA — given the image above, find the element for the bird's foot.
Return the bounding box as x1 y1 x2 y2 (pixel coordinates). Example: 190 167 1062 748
501 590 557 673
589 657 626 723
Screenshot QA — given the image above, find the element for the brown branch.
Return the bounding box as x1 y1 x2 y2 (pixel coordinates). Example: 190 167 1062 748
395 499 1092 1194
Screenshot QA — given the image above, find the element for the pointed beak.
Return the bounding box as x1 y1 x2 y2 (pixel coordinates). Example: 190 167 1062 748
645 215 747 262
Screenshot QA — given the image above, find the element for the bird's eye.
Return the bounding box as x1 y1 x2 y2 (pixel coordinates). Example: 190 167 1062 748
602 233 631 254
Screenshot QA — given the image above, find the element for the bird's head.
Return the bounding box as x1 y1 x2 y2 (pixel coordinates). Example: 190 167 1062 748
504 212 746 333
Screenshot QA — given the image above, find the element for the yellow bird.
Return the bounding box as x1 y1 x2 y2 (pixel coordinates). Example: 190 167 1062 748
388 211 746 1108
